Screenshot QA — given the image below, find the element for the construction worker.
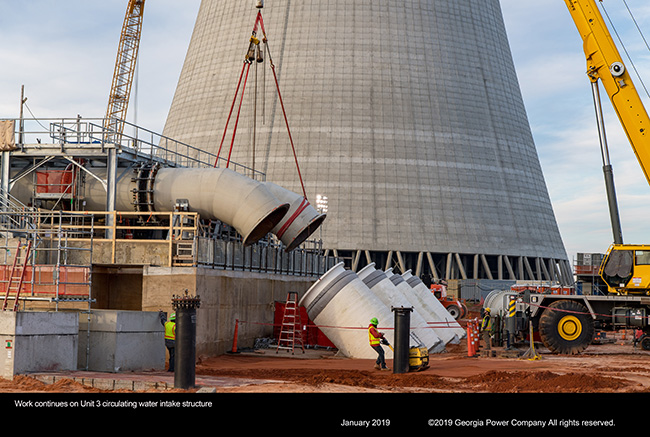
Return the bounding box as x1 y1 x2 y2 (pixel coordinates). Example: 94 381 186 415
481 308 492 351
368 317 390 371
159 311 176 372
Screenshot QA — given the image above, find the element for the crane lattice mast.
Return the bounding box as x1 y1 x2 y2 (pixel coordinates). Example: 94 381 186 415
105 0 145 145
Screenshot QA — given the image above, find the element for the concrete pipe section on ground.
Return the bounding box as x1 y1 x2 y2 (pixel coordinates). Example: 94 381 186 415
357 263 444 353
299 262 395 360
395 270 466 344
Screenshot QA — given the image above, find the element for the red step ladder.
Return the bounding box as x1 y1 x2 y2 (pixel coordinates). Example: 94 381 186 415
276 291 305 354
2 241 32 311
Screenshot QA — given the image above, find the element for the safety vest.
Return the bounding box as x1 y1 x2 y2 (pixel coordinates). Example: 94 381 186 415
368 325 381 346
164 321 176 341
481 314 492 332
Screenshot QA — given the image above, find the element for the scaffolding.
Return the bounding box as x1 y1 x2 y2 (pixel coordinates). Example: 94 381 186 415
0 189 94 310
0 116 336 292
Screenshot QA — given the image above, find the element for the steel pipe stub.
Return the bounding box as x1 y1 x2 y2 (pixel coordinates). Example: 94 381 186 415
263 182 326 251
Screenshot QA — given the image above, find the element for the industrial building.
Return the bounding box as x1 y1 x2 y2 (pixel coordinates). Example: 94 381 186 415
162 0 572 285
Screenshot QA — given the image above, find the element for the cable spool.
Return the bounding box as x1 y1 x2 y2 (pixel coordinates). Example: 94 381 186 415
483 289 517 316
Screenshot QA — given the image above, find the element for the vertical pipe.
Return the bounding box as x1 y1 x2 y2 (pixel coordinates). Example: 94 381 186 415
1 151 10 209
392 306 412 374
172 291 201 389
105 148 118 240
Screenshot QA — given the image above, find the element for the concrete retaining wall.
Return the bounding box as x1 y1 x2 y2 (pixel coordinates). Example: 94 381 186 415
141 266 317 357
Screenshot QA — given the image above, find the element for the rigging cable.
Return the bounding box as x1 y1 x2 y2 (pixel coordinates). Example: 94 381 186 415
215 11 308 200
622 0 650 54
256 12 307 199
215 61 248 167
600 1 650 99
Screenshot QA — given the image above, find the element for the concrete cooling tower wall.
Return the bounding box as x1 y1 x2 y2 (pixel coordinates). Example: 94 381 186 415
162 0 571 283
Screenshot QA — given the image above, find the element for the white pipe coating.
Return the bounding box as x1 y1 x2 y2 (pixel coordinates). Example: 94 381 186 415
357 263 443 353
263 182 326 251
300 262 395 359
81 167 290 246
400 270 466 343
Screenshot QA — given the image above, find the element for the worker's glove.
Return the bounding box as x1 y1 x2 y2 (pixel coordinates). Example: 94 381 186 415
380 339 389 345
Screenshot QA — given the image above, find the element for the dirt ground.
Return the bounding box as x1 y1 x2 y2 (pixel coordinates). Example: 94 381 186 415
3 330 650 394
191 339 650 393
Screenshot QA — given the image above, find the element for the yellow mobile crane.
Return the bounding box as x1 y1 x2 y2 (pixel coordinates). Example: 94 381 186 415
488 1 650 354
566 0 650 295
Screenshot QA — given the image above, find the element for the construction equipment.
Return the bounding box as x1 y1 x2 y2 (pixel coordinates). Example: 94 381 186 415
565 0 650 295
105 0 145 145
480 1 650 354
408 346 430 371
430 282 467 319
381 338 429 371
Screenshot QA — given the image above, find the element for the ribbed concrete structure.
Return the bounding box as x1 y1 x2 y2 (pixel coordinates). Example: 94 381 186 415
162 0 572 284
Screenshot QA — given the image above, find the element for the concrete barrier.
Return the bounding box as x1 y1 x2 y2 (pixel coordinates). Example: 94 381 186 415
78 310 165 372
0 311 78 379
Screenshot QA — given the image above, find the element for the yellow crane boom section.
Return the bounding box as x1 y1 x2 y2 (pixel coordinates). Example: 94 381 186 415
105 0 145 144
565 0 650 186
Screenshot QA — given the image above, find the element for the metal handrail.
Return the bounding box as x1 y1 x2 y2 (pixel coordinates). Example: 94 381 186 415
6 117 266 180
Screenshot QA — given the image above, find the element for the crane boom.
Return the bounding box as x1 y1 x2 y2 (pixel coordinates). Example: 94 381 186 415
105 0 145 145
565 0 650 186
565 0 650 295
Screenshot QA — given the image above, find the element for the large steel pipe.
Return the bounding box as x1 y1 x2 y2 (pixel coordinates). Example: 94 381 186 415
263 182 326 251
81 167 290 246
357 263 443 353
400 270 466 343
299 262 394 359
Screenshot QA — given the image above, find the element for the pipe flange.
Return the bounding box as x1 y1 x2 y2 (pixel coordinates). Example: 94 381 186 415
172 289 202 310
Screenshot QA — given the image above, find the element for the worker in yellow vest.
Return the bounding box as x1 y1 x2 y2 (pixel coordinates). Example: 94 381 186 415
159 311 176 372
481 308 492 351
368 317 390 371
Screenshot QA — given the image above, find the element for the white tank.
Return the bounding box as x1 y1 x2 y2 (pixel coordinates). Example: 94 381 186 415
299 262 394 359
358 263 444 353
395 269 466 344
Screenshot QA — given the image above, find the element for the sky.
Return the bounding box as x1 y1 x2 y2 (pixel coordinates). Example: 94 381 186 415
1 1 649 267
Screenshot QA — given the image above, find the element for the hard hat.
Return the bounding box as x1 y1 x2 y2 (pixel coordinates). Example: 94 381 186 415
170 313 176 321
370 317 378 325
484 308 491 313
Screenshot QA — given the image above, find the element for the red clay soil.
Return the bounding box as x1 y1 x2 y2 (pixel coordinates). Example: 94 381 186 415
3 332 650 394
191 340 650 393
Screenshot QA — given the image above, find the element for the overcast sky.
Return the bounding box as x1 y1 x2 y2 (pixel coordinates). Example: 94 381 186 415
1 1 649 267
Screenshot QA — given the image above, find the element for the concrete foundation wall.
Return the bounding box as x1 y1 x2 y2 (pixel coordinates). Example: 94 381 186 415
0 311 78 379
141 266 317 357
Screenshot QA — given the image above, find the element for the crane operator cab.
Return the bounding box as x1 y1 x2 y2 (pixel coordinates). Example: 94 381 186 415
600 245 650 295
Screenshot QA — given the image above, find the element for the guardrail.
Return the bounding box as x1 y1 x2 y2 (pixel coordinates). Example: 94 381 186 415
5 117 265 180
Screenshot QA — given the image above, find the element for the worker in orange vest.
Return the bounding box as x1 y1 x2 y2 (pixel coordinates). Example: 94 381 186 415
368 317 390 371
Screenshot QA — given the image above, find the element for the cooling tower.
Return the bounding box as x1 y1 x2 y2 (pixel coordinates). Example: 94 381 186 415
162 0 572 283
